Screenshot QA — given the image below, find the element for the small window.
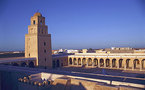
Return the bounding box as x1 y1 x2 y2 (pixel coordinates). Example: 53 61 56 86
44 42 46 46
42 30 43 34
33 20 35 24
29 53 30 56
45 58 46 61
44 49 46 53
40 20 42 25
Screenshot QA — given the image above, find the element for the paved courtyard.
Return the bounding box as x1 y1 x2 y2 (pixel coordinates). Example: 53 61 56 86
0 65 145 85
57 66 145 78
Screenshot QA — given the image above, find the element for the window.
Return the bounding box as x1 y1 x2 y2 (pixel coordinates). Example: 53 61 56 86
44 42 46 46
42 29 43 34
33 20 35 24
44 49 46 53
29 53 30 56
40 20 42 25
45 58 46 61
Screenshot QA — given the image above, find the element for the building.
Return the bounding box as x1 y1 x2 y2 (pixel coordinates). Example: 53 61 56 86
105 47 134 53
64 49 79 53
1 13 145 71
0 12 145 90
25 12 52 68
52 48 145 71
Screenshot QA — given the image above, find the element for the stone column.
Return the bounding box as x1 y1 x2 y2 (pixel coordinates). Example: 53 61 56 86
86 59 88 66
124 64 126 70
81 59 83 66
98 59 100 68
131 59 134 70
104 59 106 68
77 59 78 66
110 59 112 68
124 59 126 70
72 59 74 65
140 60 142 71
92 60 94 67
116 59 119 69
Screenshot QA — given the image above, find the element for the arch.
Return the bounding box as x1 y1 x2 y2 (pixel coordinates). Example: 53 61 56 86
88 58 92 66
134 59 140 69
78 58 81 65
21 62 27 67
69 58 72 65
61 63 63 67
100 58 104 67
82 58 86 66
52 60 56 68
29 61 34 68
94 58 98 66
142 59 145 69
112 59 116 67
126 59 131 69
106 59 110 67
12 63 19 66
73 58 77 65
119 59 123 68
56 60 60 67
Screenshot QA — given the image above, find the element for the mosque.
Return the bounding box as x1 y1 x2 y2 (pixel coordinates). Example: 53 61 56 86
0 12 145 90
0 12 145 71
24 12 145 71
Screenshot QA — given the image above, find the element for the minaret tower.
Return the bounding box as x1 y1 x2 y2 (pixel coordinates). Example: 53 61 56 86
25 12 52 68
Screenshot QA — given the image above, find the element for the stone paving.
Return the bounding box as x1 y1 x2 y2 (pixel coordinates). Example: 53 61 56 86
58 66 145 78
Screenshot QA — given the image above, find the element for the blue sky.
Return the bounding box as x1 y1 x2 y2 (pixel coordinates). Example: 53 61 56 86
0 0 145 51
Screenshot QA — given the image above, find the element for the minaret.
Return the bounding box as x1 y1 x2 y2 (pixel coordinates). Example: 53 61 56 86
25 12 52 68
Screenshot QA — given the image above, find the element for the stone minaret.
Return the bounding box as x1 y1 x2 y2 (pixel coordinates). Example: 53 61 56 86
25 12 52 68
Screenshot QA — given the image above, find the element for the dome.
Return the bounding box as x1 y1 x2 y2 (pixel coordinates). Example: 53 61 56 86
34 12 42 16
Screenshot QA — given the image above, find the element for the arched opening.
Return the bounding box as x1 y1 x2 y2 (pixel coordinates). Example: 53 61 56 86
119 59 123 68
112 59 116 68
56 60 60 67
61 63 63 67
21 62 27 67
142 59 145 70
52 60 56 68
88 58 92 66
82 58 86 66
69 58 72 65
33 20 35 24
29 61 34 68
100 58 104 67
126 59 131 69
73 58 77 65
134 59 140 69
13 63 19 66
94 58 98 66
106 59 110 67
78 58 81 65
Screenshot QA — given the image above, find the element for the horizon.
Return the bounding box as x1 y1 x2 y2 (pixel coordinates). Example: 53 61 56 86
1 47 145 52
1 0 145 51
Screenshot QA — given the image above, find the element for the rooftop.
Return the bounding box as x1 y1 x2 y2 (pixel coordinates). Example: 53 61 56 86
0 57 36 63
34 12 42 17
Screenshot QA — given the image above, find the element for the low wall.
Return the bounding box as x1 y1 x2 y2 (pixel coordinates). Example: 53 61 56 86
40 72 145 89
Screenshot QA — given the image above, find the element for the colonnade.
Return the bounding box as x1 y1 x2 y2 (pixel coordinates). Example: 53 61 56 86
3 61 35 68
68 57 145 71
